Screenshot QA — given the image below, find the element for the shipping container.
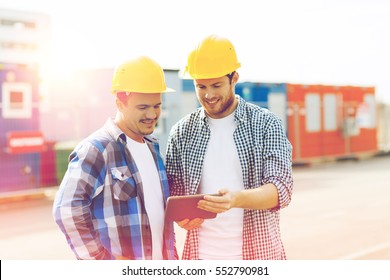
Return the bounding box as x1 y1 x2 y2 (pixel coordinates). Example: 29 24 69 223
0 9 54 193
236 82 288 130
236 82 378 164
0 63 43 192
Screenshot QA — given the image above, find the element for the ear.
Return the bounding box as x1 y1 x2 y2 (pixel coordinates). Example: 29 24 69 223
232 72 239 85
115 97 124 111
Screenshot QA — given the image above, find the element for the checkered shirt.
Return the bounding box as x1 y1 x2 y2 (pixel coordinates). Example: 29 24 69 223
53 118 176 260
165 96 293 260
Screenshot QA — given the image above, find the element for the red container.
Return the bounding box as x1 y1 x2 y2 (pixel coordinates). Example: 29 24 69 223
40 141 58 187
286 84 377 163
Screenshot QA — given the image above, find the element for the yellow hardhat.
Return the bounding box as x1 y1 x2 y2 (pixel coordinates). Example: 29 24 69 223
112 56 174 94
185 34 241 79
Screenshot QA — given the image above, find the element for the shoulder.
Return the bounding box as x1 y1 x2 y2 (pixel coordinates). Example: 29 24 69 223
240 99 281 125
86 127 117 151
236 100 286 139
169 108 204 137
72 126 119 159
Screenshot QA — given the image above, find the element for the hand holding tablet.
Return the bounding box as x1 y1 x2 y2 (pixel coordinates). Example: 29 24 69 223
165 194 220 222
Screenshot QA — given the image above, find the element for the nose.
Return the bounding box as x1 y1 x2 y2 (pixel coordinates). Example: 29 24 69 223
145 108 158 120
204 90 216 100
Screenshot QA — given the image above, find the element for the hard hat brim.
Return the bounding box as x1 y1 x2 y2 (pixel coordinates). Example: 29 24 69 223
163 87 176 93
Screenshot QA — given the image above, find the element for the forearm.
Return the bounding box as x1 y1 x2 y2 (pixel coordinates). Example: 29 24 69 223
53 151 107 259
232 183 279 210
53 187 107 259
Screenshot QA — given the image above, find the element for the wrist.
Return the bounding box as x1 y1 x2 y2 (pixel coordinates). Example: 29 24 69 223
230 191 241 208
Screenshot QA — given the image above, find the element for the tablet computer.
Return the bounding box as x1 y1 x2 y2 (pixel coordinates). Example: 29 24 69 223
165 194 219 222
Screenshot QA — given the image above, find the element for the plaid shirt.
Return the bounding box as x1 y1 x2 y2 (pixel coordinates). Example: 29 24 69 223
166 96 293 260
53 118 176 260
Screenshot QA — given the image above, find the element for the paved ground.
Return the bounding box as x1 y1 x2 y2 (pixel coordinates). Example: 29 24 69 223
281 154 390 260
0 154 389 260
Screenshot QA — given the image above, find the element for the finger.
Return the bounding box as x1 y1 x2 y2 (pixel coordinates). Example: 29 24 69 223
198 198 229 208
198 202 229 213
114 255 130 260
188 218 204 226
176 219 189 228
201 195 226 203
185 218 204 230
217 188 229 195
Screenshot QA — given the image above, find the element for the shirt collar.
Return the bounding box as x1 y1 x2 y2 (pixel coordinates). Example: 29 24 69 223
200 95 247 125
234 95 248 123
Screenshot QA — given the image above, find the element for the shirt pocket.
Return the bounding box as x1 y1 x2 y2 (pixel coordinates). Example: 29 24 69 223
111 166 137 201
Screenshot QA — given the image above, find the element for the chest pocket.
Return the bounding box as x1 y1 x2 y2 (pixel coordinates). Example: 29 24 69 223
111 166 137 201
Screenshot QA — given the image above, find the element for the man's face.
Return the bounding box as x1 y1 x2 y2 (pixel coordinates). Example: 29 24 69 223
194 73 238 119
116 92 162 142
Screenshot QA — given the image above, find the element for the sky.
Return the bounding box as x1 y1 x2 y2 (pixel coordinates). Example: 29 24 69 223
1 0 390 103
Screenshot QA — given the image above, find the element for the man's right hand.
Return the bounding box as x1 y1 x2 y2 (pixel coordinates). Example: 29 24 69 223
176 218 204 230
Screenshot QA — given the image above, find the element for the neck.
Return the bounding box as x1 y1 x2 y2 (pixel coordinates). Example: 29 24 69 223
114 113 144 143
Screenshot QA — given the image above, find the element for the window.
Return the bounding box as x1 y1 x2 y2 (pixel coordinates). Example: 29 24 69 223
0 18 36 29
9 91 24 109
2 82 32 118
305 93 321 132
0 41 37 51
356 94 376 129
323 94 337 131
268 92 287 130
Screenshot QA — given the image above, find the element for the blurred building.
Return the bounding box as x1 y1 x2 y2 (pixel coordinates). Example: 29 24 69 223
41 68 183 153
0 8 50 64
0 8 51 192
377 102 390 152
1 7 387 193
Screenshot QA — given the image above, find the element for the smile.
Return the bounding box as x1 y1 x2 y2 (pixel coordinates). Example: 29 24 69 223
141 120 155 125
205 99 218 105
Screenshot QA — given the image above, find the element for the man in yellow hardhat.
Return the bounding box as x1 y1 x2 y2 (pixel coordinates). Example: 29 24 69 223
53 56 177 260
166 35 293 260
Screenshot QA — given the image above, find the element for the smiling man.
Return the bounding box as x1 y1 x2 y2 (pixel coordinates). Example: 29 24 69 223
165 35 293 260
53 56 177 260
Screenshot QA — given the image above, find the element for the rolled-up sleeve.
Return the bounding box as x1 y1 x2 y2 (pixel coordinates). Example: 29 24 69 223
262 116 293 210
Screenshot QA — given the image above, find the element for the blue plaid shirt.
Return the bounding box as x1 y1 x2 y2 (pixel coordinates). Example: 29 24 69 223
166 96 293 260
53 118 176 260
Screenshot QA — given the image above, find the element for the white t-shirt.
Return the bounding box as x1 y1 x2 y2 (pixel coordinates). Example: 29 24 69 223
126 136 164 260
198 112 244 260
